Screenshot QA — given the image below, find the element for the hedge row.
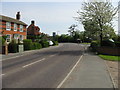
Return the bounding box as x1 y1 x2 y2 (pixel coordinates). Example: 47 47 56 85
0 36 5 46
23 39 42 51
8 39 42 53
90 40 120 52
52 41 58 46
8 43 18 53
8 39 59 53
40 40 49 48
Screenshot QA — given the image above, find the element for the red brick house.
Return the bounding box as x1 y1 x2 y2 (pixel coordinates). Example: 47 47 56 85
27 20 41 36
0 12 27 43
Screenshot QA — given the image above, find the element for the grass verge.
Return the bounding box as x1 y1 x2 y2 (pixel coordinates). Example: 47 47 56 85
81 43 90 44
99 55 120 61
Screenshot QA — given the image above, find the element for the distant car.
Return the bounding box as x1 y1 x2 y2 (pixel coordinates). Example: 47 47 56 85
48 40 53 46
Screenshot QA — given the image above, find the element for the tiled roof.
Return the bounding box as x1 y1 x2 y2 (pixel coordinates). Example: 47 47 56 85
0 15 27 26
35 26 40 30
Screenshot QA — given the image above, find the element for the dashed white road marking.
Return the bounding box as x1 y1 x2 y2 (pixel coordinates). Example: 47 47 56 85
22 58 46 68
49 54 57 57
57 55 83 88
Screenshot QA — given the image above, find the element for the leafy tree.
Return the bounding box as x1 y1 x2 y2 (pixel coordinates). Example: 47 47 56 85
102 25 117 39
75 2 118 45
68 24 77 36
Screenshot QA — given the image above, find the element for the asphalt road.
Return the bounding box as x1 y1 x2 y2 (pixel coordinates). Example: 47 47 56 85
2 43 85 88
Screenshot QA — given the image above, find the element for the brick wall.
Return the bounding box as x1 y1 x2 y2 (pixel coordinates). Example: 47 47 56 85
0 20 27 39
97 47 120 56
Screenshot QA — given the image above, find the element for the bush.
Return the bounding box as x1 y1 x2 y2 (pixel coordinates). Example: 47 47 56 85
8 40 18 53
115 41 120 47
32 42 42 49
101 40 115 47
0 36 5 46
52 41 58 46
90 41 100 52
23 39 33 50
41 41 49 48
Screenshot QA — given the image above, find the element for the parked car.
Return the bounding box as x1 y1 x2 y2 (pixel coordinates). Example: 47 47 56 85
48 40 53 46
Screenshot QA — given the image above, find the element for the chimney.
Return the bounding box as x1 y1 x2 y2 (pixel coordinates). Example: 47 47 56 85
31 20 35 25
16 12 20 20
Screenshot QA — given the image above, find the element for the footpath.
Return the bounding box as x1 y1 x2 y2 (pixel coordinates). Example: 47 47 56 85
60 47 115 89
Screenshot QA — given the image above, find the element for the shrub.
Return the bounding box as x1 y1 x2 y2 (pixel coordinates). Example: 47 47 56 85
90 41 100 52
52 41 58 46
115 41 120 47
32 42 42 49
40 40 49 48
101 40 115 47
23 39 33 50
8 40 18 53
0 36 5 46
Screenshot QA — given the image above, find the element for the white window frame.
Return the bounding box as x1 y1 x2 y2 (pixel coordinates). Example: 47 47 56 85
13 34 19 39
14 23 17 31
20 25 23 32
6 22 11 31
6 34 11 42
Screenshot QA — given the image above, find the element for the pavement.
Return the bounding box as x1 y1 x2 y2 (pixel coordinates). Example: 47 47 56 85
1 44 63 61
61 50 114 88
1 43 115 89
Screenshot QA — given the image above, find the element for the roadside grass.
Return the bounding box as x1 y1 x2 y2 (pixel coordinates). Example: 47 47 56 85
81 43 90 44
99 55 120 61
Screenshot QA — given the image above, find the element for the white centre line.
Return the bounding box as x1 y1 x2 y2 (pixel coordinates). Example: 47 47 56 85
49 54 57 57
57 55 83 88
22 58 46 68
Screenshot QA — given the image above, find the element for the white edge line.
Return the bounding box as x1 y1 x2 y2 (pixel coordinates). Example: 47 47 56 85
0 74 5 76
2 55 24 61
22 58 45 68
104 60 117 88
57 55 83 88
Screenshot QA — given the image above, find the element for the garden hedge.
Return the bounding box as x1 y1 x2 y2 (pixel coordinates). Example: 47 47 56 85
23 39 33 51
8 42 18 53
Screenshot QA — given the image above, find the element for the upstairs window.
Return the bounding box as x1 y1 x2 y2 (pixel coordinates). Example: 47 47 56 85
14 23 17 31
6 22 11 31
20 25 23 32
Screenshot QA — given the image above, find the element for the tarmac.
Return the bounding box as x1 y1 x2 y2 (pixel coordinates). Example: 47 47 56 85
1 43 116 89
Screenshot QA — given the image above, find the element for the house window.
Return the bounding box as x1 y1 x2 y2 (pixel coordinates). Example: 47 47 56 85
14 23 17 31
6 34 11 42
19 35 23 41
13 34 19 39
20 25 23 32
6 22 11 31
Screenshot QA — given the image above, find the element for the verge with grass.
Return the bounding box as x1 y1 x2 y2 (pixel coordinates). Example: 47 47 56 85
81 43 90 44
99 55 120 61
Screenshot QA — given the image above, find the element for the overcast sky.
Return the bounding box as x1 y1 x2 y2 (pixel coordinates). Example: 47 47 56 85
1 0 119 36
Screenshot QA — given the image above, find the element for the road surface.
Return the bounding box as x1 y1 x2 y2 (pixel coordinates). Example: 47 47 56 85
2 43 84 88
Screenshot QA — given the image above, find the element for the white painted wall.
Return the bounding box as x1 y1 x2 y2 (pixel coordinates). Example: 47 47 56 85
118 1 120 35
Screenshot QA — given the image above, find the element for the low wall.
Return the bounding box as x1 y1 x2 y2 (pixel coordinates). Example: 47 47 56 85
97 47 120 56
